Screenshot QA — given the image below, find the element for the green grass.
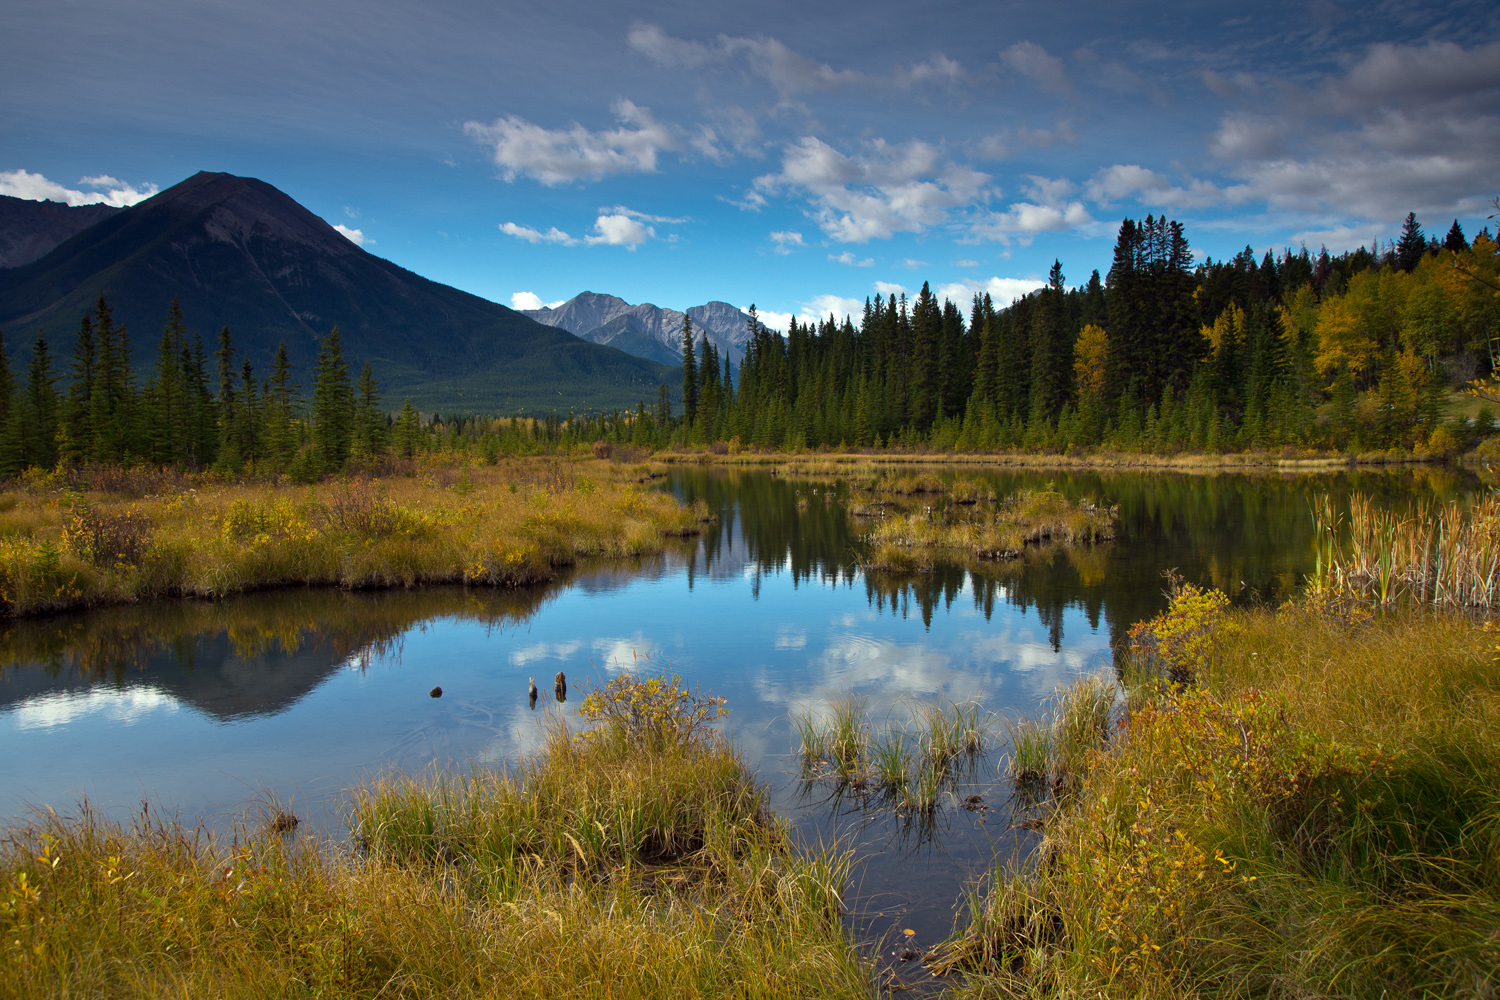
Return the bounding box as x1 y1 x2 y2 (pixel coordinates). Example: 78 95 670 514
934 593 1500 999
0 676 872 999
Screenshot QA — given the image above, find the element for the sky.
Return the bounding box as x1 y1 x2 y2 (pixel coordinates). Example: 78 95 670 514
3 0 1498 330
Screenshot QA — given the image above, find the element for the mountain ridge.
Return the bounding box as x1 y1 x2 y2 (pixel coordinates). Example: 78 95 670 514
523 292 753 366
0 172 678 413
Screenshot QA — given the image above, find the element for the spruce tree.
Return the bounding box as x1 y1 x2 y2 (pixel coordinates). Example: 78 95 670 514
312 326 354 470
681 316 698 428
1396 212 1426 273
25 335 58 470
215 326 239 468
61 311 96 465
395 399 421 458
352 362 385 459
265 342 299 471
1444 220 1469 253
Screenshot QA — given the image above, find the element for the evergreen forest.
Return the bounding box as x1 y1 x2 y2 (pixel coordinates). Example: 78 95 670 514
1 212 1495 475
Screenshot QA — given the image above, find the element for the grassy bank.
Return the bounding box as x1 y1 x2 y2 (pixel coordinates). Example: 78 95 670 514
0 458 709 618
937 587 1500 998
0 675 870 999
654 446 1451 474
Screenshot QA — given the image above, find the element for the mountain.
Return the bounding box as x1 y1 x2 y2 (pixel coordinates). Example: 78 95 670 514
0 172 677 413
0 196 122 268
524 292 754 367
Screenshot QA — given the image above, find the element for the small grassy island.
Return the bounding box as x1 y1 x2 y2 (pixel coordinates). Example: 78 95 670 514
847 474 1117 572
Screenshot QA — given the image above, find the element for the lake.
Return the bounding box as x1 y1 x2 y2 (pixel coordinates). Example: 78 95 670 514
0 463 1473 952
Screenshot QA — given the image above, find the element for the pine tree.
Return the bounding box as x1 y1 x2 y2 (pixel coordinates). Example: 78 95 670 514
265 342 299 471
151 299 188 466
312 326 354 470
352 362 385 459
25 335 59 470
1396 212 1426 273
1445 220 1469 253
215 326 239 468
61 311 96 465
681 316 698 428
395 399 421 458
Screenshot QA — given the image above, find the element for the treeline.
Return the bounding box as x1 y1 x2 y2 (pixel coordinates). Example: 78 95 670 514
0 294 390 478
669 212 1498 453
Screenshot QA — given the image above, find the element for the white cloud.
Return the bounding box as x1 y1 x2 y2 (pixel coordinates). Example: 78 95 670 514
603 204 689 224
0 169 157 207
1000 41 1071 95
896 257 927 269
1084 164 1234 210
1283 225 1382 253
955 259 980 267
829 251 873 266
755 309 794 332
873 280 908 296
801 294 865 323
464 99 681 186
970 200 1093 245
500 213 656 250
510 291 567 310
586 213 653 248
500 221 579 245
753 136 990 242
769 229 804 254
332 223 369 246
936 277 1045 309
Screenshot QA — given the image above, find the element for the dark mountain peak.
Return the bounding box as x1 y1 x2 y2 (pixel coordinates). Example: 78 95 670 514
132 170 359 257
0 170 676 412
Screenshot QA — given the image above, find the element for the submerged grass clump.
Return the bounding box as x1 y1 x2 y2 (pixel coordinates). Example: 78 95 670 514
936 584 1500 999
0 676 871 999
794 696 993 813
0 458 712 617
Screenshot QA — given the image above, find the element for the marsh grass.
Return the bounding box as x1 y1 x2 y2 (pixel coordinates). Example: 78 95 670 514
1313 491 1500 610
860 484 1115 573
0 459 710 618
937 589 1500 999
795 697 992 815
1 677 872 999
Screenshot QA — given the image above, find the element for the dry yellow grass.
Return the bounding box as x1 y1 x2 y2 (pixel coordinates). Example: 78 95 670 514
0 459 710 617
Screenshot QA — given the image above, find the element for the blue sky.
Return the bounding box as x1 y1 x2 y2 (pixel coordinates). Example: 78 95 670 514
3 0 1498 330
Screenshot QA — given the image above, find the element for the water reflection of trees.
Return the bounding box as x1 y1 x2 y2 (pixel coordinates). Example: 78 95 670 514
669 465 1475 652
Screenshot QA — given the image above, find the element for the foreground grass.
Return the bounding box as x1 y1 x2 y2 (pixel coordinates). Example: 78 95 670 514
856 482 1116 572
0 458 710 618
937 589 1500 998
0 676 870 999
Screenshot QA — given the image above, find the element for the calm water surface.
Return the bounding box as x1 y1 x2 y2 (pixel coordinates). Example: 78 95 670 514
0 465 1473 949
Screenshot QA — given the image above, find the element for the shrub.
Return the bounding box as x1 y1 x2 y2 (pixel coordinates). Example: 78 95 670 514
61 502 153 567
577 673 728 753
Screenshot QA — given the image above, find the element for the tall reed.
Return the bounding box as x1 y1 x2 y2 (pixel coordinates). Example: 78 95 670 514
1313 492 1500 610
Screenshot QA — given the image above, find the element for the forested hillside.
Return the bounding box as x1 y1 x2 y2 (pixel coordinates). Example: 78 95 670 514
690 213 1497 454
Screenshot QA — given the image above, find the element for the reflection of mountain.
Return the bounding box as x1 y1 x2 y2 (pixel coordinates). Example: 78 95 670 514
0 583 568 720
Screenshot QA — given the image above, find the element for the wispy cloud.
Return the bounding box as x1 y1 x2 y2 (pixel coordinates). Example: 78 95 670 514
499 211 658 250
769 229 805 254
829 251 873 266
465 100 683 186
753 136 989 242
